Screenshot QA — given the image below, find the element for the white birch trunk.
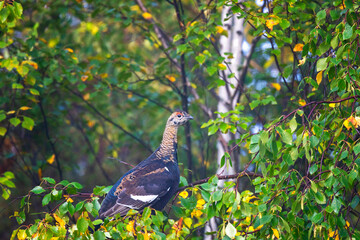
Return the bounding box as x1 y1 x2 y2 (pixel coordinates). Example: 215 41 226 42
204 4 244 239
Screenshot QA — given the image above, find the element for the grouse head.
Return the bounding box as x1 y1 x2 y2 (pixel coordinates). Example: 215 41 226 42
167 111 193 126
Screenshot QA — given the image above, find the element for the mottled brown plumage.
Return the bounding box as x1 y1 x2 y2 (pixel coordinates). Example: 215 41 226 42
97 111 193 219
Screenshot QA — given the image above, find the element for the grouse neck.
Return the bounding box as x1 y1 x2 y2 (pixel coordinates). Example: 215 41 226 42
159 124 178 155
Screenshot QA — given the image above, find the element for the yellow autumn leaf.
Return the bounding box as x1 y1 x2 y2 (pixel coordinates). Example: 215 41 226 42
346 221 350 229
71 55 78 62
328 229 339 240
22 61 38 70
271 83 281 91
126 220 136 235
48 38 59 48
81 75 89 82
53 213 66 228
64 195 74 203
218 63 226 70
165 74 176 82
266 19 279 31
303 131 309 139
179 190 188 199
316 71 323 85
87 120 95 128
17 229 27 240
7 110 15 115
99 73 108 78
127 92 133 98
298 98 306 106
298 57 306 66
196 198 205 209
120 57 130 61
142 12 152 20
329 103 336 108
215 26 224 34
293 43 304 52
344 116 357 130
142 232 150 240
39 37 47 44
83 93 90 100
130 5 140 13
64 48 74 53
215 26 227 36
191 209 203 218
38 168 42 179
184 218 192 228
47 154 55 164
19 106 31 111
272 228 280 238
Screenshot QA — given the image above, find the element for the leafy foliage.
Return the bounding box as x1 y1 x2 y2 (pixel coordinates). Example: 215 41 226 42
1 0 360 239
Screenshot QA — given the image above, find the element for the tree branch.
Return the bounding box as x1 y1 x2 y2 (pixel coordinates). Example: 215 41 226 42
38 98 63 180
65 86 153 153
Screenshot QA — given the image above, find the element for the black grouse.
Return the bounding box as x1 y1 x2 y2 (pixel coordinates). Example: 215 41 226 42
97 111 193 219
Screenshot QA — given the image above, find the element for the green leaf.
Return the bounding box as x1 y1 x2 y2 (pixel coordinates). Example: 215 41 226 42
290 147 298 161
173 33 182 42
4 171 14 179
315 191 326 204
213 190 223 201
309 164 318 175
77 217 88 233
10 117 21 127
311 212 322 223
42 193 51 206
316 10 326 21
0 7 10 23
343 23 353 40
3 179 15 188
208 124 218 136
331 35 338 49
75 201 84 212
94 231 105 240
85 202 93 213
179 176 188 187
0 113 5 122
31 186 46 194
206 66 217 76
142 207 151 220
195 54 206 65
258 203 267 212
316 58 328 72
354 143 360 155
350 196 359 209
42 177 56 184
71 182 83 189
22 116 34 131
225 222 237 239
331 197 341 214
13 2 23 18
310 181 318 193
2 188 10 200
0 127 7 136
68 203 75 216
289 117 297 133
59 202 69 215
29 88 40 95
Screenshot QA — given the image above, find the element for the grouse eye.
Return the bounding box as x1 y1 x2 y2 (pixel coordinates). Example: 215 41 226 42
177 114 182 118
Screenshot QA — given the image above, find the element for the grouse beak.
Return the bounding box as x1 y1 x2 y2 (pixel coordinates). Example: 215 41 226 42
188 115 194 120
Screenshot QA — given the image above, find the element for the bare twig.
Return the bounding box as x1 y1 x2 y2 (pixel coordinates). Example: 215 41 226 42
38 99 63 180
65 86 153 153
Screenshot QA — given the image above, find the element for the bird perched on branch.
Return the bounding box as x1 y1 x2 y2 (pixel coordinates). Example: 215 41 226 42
97 111 193 219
